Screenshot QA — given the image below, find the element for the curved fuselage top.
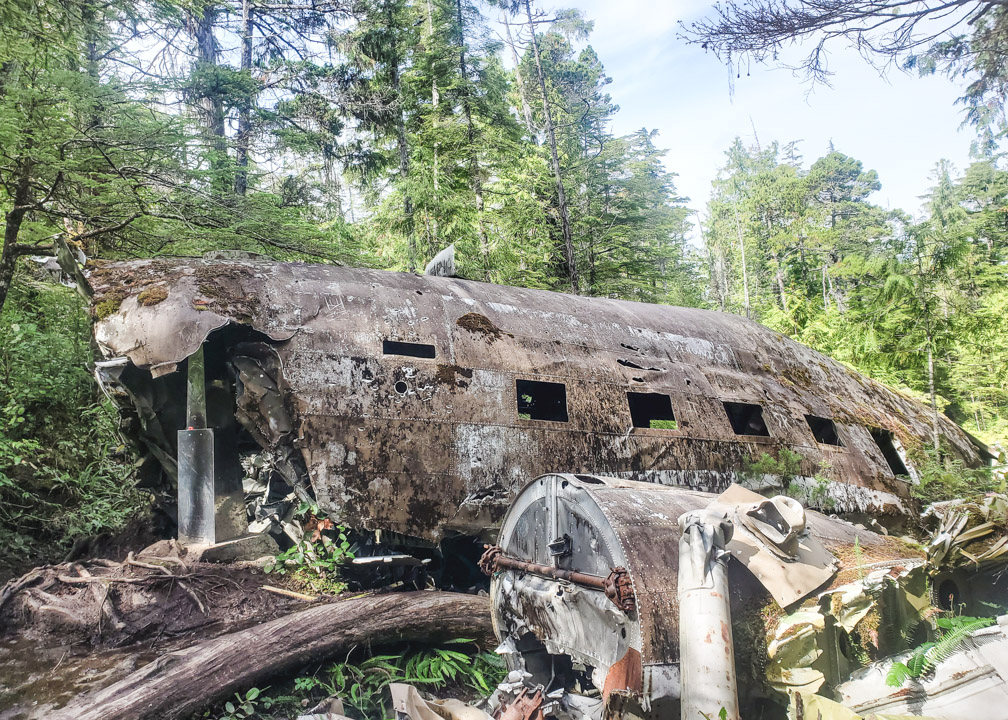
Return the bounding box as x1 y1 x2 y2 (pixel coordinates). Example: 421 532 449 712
90 258 984 538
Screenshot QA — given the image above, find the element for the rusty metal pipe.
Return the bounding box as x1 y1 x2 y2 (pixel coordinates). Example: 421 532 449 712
479 545 635 612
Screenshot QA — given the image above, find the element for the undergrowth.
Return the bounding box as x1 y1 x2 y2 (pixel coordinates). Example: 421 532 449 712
206 640 506 720
886 615 996 687
264 502 355 595
0 278 145 573
909 449 1000 505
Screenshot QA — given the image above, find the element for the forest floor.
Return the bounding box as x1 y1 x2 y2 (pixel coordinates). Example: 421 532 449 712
0 543 301 719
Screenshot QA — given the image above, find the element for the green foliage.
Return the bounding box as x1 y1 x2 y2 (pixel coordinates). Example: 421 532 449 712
0 279 144 568
910 450 999 505
264 502 355 595
292 640 506 720
886 615 995 687
214 687 273 720
745 448 804 484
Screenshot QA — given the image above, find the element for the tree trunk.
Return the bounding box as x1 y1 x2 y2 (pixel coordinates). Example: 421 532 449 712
234 0 253 196
390 62 415 271
926 322 940 453
502 15 535 138
523 0 577 292
55 591 493 720
426 0 439 249
455 0 490 279
775 262 787 312
0 164 33 315
731 201 750 318
193 6 227 194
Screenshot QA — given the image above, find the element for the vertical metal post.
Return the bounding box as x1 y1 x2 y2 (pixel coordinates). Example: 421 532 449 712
186 345 207 430
178 346 215 545
678 509 739 720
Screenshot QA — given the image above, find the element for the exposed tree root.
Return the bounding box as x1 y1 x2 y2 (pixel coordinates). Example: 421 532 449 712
55 590 493 720
0 550 295 648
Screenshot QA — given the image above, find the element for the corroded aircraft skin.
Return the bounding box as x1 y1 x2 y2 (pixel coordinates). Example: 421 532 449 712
88 258 986 540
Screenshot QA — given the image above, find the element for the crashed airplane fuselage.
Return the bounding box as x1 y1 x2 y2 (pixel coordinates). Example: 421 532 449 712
89 258 985 541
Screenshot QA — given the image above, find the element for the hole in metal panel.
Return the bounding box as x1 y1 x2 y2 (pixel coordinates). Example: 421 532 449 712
937 579 960 610
627 392 677 430
516 379 569 422
806 415 843 446
722 401 770 437
870 428 909 476
382 339 436 359
394 381 408 394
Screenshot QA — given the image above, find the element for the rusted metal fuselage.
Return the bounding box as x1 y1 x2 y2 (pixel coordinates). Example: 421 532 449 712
89 258 986 541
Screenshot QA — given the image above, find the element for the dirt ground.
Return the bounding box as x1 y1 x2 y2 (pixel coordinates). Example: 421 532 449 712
0 541 303 720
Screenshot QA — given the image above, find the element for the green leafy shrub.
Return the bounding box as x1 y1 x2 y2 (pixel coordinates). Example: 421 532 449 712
885 615 995 687
264 502 355 594
910 449 998 504
0 279 144 570
745 448 804 485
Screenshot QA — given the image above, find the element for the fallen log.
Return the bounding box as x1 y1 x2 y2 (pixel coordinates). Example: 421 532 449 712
55 590 493 720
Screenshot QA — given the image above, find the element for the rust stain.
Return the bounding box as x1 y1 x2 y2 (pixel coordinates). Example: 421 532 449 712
601 648 643 704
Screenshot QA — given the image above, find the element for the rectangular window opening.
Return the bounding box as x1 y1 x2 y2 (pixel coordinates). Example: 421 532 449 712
806 415 843 446
516 379 568 422
870 428 909 476
723 401 770 437
628 392 677 430
382 339 436 359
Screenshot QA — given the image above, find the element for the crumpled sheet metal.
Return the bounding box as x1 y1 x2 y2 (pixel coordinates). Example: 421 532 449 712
90 258 988 537
389 684 493 720
924 493 1008 570
764 564 929 700
717 484 838 607
836 615 1008 718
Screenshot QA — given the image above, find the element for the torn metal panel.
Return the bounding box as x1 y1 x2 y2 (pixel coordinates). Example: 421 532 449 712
924 493 1008 571
89 258 988 539
717 484 838 607
764 564 931 699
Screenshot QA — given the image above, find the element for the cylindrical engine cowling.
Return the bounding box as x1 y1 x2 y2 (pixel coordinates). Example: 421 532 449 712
489 473 720 717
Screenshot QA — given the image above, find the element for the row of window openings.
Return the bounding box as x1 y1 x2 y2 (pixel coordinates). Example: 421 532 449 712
515 380 908 477
384 341 909 477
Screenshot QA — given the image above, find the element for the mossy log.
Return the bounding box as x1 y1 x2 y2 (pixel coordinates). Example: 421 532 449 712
55 590 493 720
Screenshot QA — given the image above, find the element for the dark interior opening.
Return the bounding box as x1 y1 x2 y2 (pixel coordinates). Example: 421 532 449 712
517 379 568 422
937 579 961 611
870 428 909 476
627 392 677 429
723 401 770 436
382 339 436 359
806 415 843 446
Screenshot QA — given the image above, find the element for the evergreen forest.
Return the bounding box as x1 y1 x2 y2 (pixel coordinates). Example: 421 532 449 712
2 0 1007 567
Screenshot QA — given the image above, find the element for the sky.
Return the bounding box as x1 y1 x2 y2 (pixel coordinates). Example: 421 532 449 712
562 0 977 226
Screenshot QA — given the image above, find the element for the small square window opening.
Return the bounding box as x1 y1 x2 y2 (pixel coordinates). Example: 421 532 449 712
722 401 770 437
516 379 568 422
627 392 677 430
870 428 909 476
382 339 436 359
806 415 843 446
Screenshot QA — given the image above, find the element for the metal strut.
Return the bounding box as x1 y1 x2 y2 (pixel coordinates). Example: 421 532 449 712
479 545 635 613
